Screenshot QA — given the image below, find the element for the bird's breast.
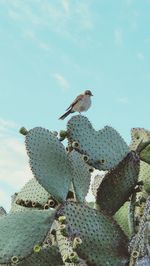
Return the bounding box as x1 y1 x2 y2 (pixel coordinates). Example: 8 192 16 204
73 95 91 112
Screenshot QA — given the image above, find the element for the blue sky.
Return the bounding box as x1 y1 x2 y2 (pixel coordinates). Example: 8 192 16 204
0 0 150 210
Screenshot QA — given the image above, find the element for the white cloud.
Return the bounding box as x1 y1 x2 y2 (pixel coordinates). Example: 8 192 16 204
137 52 144 60
117 97 129 104
1 0 94 47
39 41 50 51
0 118 32 211
114 28 123 46
23 30 51 51
61 0 70 13
53 73 70 91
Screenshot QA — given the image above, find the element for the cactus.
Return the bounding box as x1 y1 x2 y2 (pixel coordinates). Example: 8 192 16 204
67 115 129 170
0 209 55 264
0 115 150 265
56 202 129 265
96 151 140 215
0 206 7 217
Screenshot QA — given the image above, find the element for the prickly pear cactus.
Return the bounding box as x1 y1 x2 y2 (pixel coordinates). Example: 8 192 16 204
96 151 140 215
0 116 150 265
67 115 129 170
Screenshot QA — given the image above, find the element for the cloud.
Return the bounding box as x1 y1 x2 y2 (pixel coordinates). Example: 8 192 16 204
61 0 70 13
23 30 51 51
1 0 94 47
114 28 123 46
117 97 129 104
53 73 70 91
137 52 144 60
0 118 32 211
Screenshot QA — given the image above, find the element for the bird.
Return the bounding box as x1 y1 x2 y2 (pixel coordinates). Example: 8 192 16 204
59 90 93 120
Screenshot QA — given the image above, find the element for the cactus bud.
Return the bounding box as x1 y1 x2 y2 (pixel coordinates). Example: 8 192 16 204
48 199 55 208
69 251 79 263
11 256 19 264
60 224 67 236
72 141 79 149
73 237 82 249
59 130 68 141
83 155 89 162
58 215 66 223
19 127 28 136
131 250 139 259
33 244 41 253
44 203 49 210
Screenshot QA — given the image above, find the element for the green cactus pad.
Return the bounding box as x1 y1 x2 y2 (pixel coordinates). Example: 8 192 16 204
91 172 106 197
140 144 150 164
130 128 150 151
0 209 55 264
56 202 129 266
139 161 150 194
114 202 130 237
15 178 52 207
68 151 91 202
96 151 140 215
0 207 6 217
25 127 72 202
67 115 129 170
17 246 63 266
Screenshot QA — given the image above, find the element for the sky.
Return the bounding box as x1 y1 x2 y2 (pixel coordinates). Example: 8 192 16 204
0 0 150 211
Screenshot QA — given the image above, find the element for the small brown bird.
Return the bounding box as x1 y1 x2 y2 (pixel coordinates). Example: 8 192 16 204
59 90 93 120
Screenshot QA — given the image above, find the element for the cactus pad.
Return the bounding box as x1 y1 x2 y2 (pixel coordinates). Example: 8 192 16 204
114 202 130 237
67 115 129 170
130 128 150 151
15 178 52 207
140 144 150 164
25 127 72 202
17 246 63 266
0 209 55 264
56 202 129 266
68 151 91 202
0 207 6 217
96 151 140 215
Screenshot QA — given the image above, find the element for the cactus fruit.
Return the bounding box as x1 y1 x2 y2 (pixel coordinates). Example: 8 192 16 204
67 115 129 170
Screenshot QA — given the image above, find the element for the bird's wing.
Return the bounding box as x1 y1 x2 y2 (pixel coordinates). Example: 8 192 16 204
66 94 83 111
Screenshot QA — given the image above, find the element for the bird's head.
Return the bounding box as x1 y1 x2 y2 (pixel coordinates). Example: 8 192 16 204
84 90 93 96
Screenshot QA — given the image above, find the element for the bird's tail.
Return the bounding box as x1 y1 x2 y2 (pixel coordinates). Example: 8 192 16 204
59 109 73 120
